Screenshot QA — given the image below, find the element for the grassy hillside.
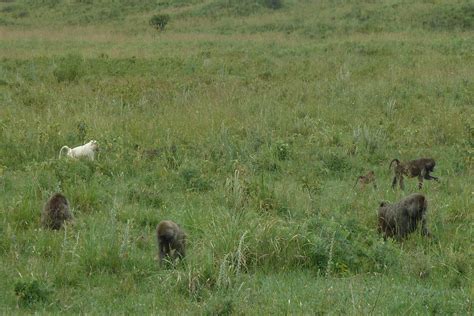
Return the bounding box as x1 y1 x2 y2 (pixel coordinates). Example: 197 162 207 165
0 0 472 313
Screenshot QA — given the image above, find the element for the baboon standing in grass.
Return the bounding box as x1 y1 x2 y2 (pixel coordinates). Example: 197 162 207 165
353 170 377 189
390 158 439 190
41 193 73 230
378 193 431 240
156 220 186 264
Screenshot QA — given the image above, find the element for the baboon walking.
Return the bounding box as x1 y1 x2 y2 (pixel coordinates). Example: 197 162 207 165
378 193 430 240
353 170 377 190
41 193 73 230
390 158 439 190
156 220 186 264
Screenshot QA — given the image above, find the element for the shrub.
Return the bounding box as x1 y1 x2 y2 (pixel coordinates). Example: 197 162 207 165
274 141 290 161
53 54 83 83
14 279 52 308
149 14 170 31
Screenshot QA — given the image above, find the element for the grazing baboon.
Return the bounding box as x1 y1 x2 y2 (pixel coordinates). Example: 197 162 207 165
353 170 377 189
378 193 430 240
389 158 439 190
156 220 186 264
41 193 73 230
59 140 99 160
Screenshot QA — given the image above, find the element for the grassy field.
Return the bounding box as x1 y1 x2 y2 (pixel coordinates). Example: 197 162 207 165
0 0 473 314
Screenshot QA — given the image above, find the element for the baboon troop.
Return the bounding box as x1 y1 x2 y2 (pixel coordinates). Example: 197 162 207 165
389 158 439 190
353 170 377 189
35 147 441 268
377 193 430 240
41 193 73 230
156 220 186 264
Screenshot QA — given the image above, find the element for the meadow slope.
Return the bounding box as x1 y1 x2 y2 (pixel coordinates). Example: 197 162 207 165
0 0 472 314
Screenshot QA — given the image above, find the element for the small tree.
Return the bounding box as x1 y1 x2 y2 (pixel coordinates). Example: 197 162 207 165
149 14 170 31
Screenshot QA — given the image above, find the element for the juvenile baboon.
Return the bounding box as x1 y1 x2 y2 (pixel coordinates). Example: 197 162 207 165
378 193 430 240
41 193 73 230
389 158 439 190
353 170 377 189
156 220 186 264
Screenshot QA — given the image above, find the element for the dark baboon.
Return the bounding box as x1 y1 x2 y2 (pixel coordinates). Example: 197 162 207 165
41 193 73 230
389 158 439 190
156 220 186 264
378 193 430 240
353 170 377 189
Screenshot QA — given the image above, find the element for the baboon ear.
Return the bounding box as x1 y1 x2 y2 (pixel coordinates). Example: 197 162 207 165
379 201 387 207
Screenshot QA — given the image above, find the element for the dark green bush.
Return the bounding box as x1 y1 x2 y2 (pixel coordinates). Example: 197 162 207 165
14 279 52 308
423 4 474 31
274 141 290 161
53 54 83 83
149 14 170 31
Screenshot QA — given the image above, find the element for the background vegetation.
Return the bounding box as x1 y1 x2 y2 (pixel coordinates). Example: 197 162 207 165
0 0 472 313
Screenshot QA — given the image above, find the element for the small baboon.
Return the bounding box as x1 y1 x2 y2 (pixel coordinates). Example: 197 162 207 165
353 170 377 189
378 193 430 240
59 140 99 160
389 158 439 190
156 220 186 264
41 193 73 230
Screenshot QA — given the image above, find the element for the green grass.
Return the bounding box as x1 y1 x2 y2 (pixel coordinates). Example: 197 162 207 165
0 0 472 314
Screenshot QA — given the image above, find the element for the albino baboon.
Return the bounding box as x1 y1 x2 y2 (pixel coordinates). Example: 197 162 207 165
353 170 377 189
389 158 439 190
156 220 186 264
378 193 430 240
41 193 73 230
59 140 99 160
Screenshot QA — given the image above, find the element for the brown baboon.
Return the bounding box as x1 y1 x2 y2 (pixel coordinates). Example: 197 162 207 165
378 193 431 240
156 220 186 264
41 193 73 230
353 170 377 189
389 158 439 190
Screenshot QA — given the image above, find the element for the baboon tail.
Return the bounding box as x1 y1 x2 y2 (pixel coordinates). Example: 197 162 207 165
389 158 400 170
59 146 70 159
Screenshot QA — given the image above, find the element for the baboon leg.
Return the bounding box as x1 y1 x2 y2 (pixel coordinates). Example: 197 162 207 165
399 176 405 190
418 175 424 189
421 168 439 182
175 246 185 260
392 176 398 189
160 243 171 261
421 217 431 237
